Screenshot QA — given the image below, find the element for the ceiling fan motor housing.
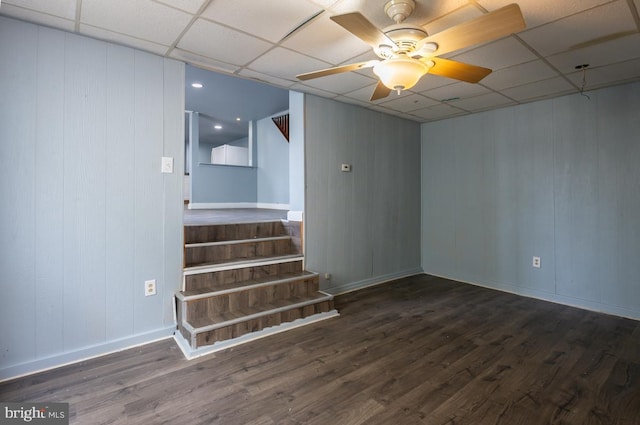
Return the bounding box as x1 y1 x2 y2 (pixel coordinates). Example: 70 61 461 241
384 0 416 23
383 24 428 54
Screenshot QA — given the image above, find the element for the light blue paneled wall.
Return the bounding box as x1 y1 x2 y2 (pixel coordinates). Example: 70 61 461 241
288 92 305 213
0 17 184 379
191 164 258 205
229 137 248 148
304 95 422 293
188 112 257 206
199 141 215 163
421 81 640 319
257 113 289 207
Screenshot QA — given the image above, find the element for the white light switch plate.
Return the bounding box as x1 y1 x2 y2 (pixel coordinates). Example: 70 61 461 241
161 157 173 173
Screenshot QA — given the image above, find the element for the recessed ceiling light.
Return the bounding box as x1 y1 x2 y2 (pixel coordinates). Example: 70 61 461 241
191 83 203 88
236 117 241 121
214 125 222 130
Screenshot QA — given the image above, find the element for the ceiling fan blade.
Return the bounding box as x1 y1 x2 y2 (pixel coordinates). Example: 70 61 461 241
370 80 392 101
428 57 492 83
296 60 379 81
331 12 397 49
417 3 526 56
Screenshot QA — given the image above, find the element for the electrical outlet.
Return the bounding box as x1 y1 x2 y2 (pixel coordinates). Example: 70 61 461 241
341 163 352 172
532 256 541 268
324 273 332 280
145 279 157 296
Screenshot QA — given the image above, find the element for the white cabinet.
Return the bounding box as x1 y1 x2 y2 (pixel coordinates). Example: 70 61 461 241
211 144 249 166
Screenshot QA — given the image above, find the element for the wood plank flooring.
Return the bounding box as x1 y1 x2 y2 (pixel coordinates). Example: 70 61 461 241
183 207 287 226
1 274 639 425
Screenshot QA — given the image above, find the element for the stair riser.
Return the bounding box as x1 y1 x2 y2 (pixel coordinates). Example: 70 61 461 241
185 239 296 267
176 301 190 343
185 222 288 244
185 278 320 320
194 300 334 348
184 261 304 292
281 221 302 255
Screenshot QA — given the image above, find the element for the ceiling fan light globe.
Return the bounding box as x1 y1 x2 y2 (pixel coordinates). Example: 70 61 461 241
373 56 430 92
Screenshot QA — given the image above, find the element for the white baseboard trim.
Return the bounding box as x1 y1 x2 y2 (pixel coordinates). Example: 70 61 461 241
322 268 425 296
256 203 290 210
188 202 289 210
0 326 176 383
287 210 304 222
423 271 640 321
188 202 254 209
174 310 340 360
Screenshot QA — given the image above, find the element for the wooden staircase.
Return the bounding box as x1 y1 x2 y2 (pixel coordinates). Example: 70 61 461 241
175 220 337 357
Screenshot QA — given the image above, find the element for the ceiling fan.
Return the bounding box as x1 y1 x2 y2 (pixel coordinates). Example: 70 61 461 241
296 0 526 101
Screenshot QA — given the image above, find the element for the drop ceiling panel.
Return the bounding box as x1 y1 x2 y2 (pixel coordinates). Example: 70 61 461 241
80 24 170 56
201 0 323 43
178 19 274 66
481 60 559 90
153 0 207 14
450 37 538 71
422 81 493 101
289 83 338 98
169 49 240 74
299 70 375 94
411 74 459 92
0 4 75 31
546 33 640 73
518 1 637 57
282 13 371 65
501 76 575 102
378 93 440 112
413 0 472 26
411 103 467 120
476 0 614 29
3 0 76 20
449 92 515 111
565 59 640 90
311 0 338 8
2 0 639 123
237 69 297 88
81 0 192 46
247 47 331 80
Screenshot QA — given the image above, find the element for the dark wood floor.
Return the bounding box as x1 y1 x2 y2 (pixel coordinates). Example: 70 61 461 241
2 275 639 425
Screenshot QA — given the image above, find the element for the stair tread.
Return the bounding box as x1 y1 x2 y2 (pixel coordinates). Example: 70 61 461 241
180 270 317 298
185 235 291 248
184 220 284 227
187 293 332 330
184 253 303 273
